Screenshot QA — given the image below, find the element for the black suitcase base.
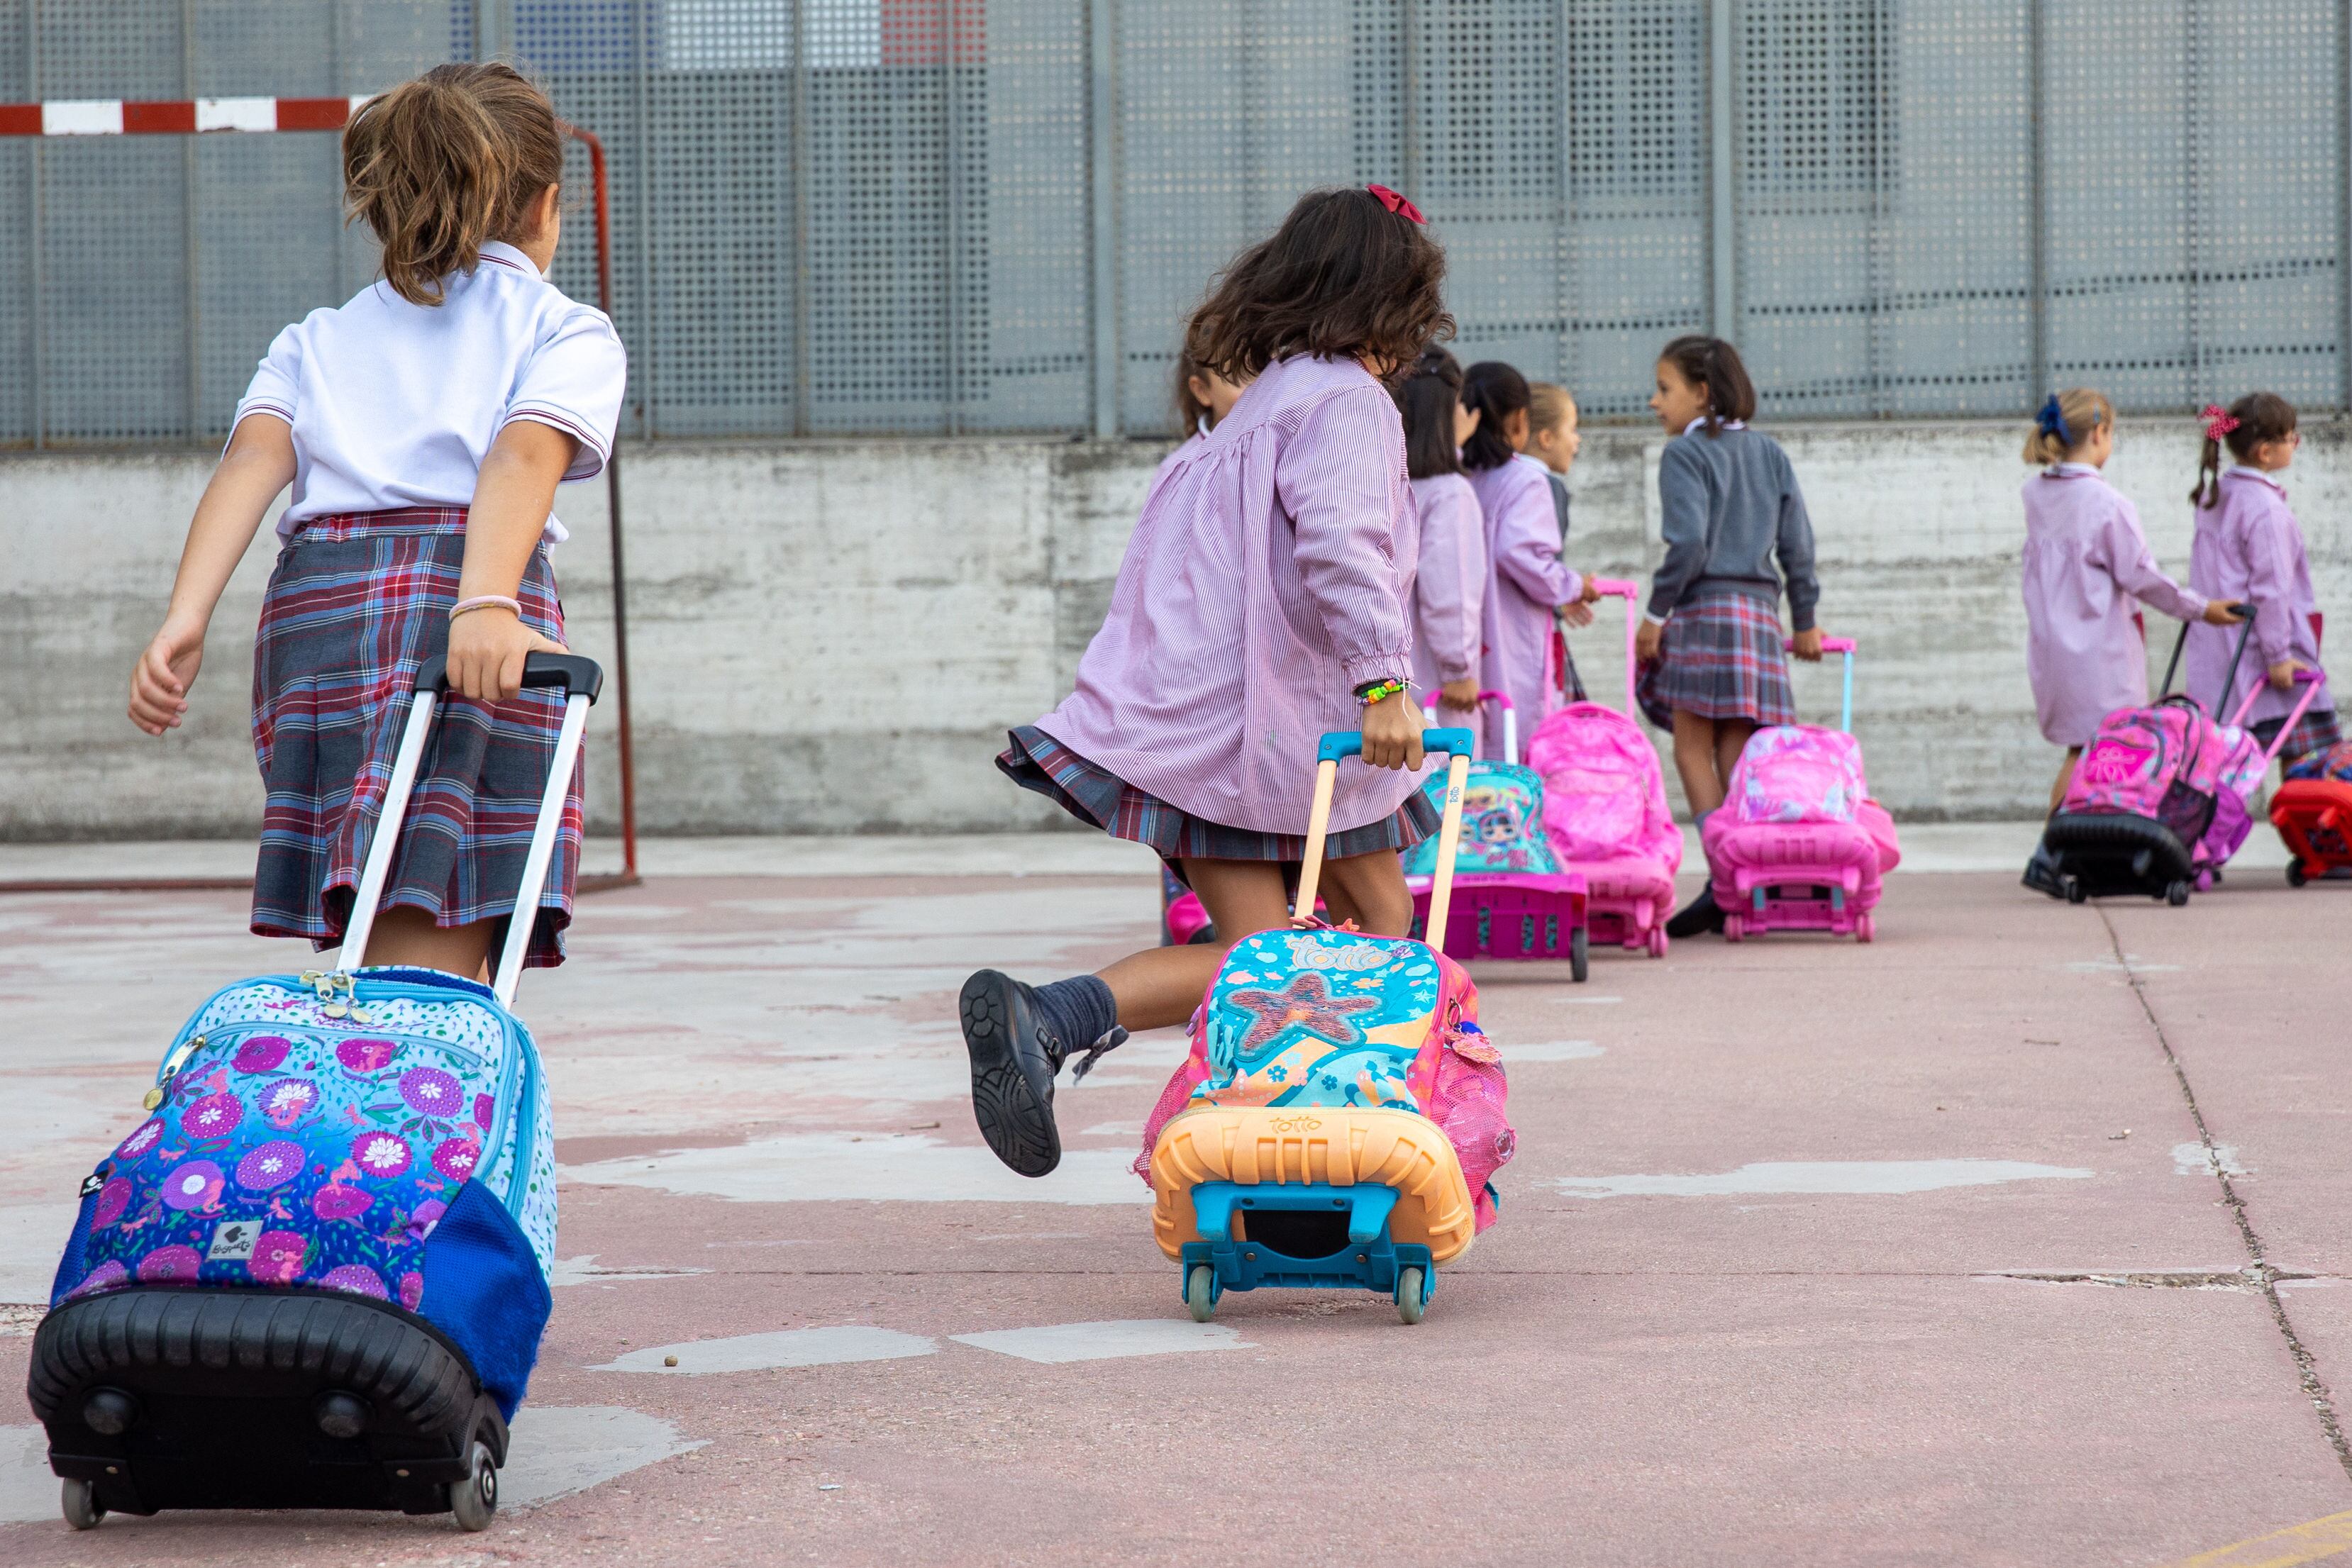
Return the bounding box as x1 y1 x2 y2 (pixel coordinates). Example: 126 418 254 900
28 1286 506 1530
2045 811 2197 904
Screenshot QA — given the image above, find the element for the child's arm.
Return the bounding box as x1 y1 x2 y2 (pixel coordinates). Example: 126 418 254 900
1420 489 1484 711
2244 507 2309 689
445 421 577 702
128 416 296 735
1776 460 1821 636
2097 500 2234 627
1640 443 1709 653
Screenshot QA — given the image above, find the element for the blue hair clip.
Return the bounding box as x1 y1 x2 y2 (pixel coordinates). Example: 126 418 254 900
2036 394 2074 447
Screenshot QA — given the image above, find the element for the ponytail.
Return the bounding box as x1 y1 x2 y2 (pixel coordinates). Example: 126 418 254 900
1458 360 1529 472
2022 387 2114 466
1658 334 1757 436
2190 392 2297 509
343 62 566 307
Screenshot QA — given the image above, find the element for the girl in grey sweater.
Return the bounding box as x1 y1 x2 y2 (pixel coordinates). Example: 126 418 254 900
1633 336 1824 935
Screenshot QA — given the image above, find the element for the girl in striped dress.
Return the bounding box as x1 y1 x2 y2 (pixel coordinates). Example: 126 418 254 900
125 64 627 978
1634 336 1822 938
963 185 1451 1178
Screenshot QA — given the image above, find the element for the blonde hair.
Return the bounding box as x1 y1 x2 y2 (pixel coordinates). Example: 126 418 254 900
343 62 566 307
2022 388 2114 465
1527 382 1575 437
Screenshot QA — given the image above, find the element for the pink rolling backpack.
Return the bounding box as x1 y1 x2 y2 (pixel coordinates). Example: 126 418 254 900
1701 636 1901 942
1524 579 1681 956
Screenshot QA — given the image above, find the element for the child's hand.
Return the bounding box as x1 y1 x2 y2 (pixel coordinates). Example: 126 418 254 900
446 606 566 703
1360 689 1426 771
1579 575 1603 604
1559 600 1595 629
1791 627 1824 662
128 616 206 735
1438 677 1480 713
2202 599 2248 625
2269 657 2307 692
1635 619 1663 662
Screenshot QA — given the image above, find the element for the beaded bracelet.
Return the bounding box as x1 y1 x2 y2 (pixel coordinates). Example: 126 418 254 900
449 594 523 621
1354 677 1408 707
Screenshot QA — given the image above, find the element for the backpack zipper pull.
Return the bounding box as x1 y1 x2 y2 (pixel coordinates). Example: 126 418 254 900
143 1034 206 1111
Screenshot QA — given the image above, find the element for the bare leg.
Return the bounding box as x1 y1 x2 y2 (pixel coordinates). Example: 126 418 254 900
361 906 496 982
1094 859 1292 1032
1319 847 1412 936
2050 747 2082 814
1671 708 1727 818
1712 718 1757 806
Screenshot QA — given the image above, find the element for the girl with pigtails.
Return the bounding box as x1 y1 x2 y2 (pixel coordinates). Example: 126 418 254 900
2183 394 2338 766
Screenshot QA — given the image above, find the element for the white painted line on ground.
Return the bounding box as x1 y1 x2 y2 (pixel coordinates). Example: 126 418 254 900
594 1325 938 1374
562 1132 1150 1206
2174 1142 2251 1177
501 1406 709 1507
0 1203 80 1305
1549 995 1622 1005
1546 1159 2095 1198
952 1318 1253 1364
1508 1040 1604 1062
2063 957 2182 974
549 1255 713 1287
1080 1121 1143 1137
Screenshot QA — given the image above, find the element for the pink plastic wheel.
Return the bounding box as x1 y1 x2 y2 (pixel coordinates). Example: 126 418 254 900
1722 912 1743 943
1855 913 1875 944
1647 925 1668 959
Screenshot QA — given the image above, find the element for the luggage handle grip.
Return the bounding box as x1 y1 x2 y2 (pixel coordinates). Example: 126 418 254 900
1299 728 1475 960
414 651 604 703
337 652 606 1008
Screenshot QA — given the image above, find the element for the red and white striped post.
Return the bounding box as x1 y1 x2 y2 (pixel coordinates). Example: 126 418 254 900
0 95 640 893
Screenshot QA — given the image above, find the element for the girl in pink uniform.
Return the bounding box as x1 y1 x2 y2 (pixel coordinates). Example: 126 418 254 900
2183 394 2337 764
1393 347 1487 724
1460 361 1600 760
961 185 1453 1178
2019 389 2241 894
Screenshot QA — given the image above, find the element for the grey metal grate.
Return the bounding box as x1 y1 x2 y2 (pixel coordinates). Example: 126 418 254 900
4 0 2348 444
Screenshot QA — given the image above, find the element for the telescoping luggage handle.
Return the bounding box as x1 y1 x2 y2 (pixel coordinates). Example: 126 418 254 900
2158 603 2256 704
1582 577 1643 718
2228 666 2326 764
1474 690 1517 764
1297 725 1476 955
334 652 605 1009
1781 634 1858 733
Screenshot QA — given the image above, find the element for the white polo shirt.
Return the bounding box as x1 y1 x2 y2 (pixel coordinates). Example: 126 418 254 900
233 240 628 542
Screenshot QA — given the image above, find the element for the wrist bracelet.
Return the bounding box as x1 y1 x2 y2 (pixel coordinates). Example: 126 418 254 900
449 595 523 621
1354 677 1408 707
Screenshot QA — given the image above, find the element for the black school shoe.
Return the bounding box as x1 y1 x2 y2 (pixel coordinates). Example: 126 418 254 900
2021 838 2066 899
960 969 1070 1177
1665 886 1724 939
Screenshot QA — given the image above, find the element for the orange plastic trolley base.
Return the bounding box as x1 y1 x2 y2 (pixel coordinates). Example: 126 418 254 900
1148 1106 1477 1265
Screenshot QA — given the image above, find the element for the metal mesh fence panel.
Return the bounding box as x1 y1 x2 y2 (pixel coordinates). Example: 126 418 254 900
6 0 2350 443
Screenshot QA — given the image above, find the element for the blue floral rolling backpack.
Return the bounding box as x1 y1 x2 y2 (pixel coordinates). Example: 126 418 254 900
26 653 597 1534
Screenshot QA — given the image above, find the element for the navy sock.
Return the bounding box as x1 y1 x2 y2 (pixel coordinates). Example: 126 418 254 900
1032 975 1119 1062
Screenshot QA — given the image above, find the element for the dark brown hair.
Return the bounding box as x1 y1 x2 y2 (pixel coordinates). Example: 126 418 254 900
1393 347 1465 480
1458 361 1528 472
1192 187 1452 384
1173 340 1211 433
1658 334 1758 435
344 62 566 307
2192 391 2297 509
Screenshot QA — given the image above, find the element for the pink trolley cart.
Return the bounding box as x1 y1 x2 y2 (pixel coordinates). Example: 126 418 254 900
1526 577 1681 959
1402 691 1593 981
1702 635 1903 943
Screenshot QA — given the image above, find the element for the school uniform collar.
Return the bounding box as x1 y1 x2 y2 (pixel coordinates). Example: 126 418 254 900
2045 462 2101 479
2224 464 2287 497
476 240 542 279
1682 417 1747 435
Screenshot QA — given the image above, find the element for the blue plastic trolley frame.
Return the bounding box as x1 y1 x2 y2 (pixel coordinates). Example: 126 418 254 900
1177 1183 1436 1314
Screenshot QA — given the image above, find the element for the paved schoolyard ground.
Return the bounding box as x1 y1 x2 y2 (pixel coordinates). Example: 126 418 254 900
1 830 2348 1566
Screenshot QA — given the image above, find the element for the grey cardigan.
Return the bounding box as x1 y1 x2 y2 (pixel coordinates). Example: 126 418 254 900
1648 424 1819 632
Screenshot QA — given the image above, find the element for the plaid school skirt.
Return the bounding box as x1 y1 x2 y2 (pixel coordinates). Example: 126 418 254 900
998 725 1438 877
250 508 583 968
2252 706 2341 767
1637 589 1798 731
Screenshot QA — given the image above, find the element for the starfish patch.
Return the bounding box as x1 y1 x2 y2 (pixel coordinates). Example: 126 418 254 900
1226 971 1382 1055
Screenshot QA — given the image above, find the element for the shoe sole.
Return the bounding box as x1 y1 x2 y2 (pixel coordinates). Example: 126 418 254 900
960 971 1061 1178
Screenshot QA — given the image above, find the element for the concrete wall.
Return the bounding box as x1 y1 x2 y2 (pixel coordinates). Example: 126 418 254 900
7 418 2348 838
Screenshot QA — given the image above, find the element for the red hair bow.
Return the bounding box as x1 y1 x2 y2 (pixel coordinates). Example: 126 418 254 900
2200 403 2239 440
1368 183 1426 224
